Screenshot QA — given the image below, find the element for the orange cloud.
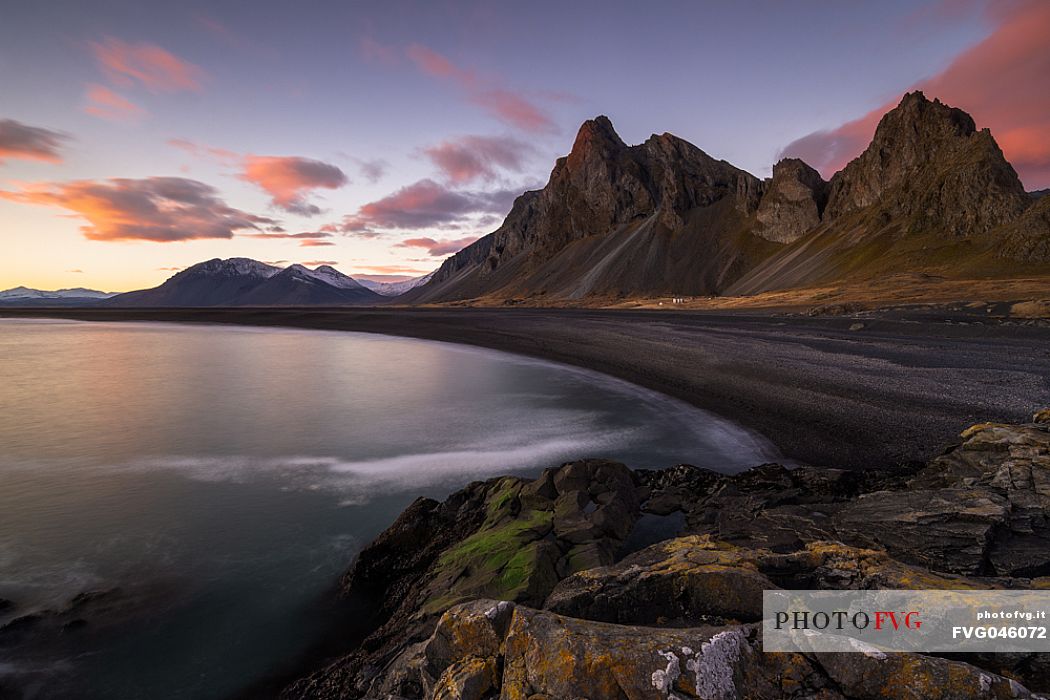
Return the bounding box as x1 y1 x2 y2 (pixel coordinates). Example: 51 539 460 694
423 135 533 183
240 155 348 216
90 37 205 93
396 235 480 256
0 118 69 164
780 0 1050 188
404 43 558 134
299 240 335 247
83 84 146 123
0 176 275 242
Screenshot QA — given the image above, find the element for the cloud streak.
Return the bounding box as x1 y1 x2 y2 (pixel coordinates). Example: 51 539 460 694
779 0 1050 188
167 138 239 165
0 118 69 165
83 84 146 123
423 135 533 183
355 158 388 183
403 43 558 134
332 178 517 234
90 37 205 93
0 176 274 242
396 236 480 256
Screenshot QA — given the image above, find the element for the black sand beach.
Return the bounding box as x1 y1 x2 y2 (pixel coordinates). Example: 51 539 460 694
3 306 1048 469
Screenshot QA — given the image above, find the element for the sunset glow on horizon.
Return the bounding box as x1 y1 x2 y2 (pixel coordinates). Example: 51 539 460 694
2 0 1048 292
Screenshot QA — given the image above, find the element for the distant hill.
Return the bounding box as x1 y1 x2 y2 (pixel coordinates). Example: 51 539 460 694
0 286 117 306
107 258 382 307
402 92 1050 304
358 272 435 297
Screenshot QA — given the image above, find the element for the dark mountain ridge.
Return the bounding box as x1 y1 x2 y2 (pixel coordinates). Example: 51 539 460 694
406 91 1050 304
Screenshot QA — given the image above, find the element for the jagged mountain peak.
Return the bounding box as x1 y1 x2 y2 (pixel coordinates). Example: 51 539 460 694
753 158 828 244
863 91 981 164
824 91 1028 236
572 115 623 146
565 115 628 171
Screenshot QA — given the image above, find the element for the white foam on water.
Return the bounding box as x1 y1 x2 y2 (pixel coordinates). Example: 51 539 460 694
120 420 644 503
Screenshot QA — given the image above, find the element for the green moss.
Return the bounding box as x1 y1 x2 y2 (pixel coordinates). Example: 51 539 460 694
486 479 521 520
439 508 552 572
421 478 561 615
499 543 544 593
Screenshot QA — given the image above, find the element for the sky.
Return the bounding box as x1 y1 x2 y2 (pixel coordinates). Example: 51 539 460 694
0 0 1047 292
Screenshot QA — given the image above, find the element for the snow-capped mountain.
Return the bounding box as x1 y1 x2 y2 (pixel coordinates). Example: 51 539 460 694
107 258 382 307
0 286 117 300
358 271 435 297
293 264 368 290
0 286 118 305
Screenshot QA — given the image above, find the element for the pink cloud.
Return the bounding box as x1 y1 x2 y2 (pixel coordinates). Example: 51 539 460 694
240 155 348 216
423 135 533 183
335 178 517 234
83 84 146 123
396 235 480 256
301 259 339 266
0 176 274 242
470 90 557 134
244 230 331 241
407 44 475 83
90 37 205 93
0 118 69 165
404 43 557 134
167 138 239 165
298 240 335 247
780 0 1050 188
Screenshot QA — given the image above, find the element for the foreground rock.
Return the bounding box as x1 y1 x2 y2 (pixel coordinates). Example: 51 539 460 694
286 460 641 699
285 413 1050 698
837 416 1050 576
544 536 981 628
404 600 1041 700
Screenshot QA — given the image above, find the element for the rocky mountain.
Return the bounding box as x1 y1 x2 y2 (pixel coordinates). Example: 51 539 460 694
404 115 772 303
0 286 117 305
107 258 382 306
752 158 827 244
358 271 435 297
406 92 1050 304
